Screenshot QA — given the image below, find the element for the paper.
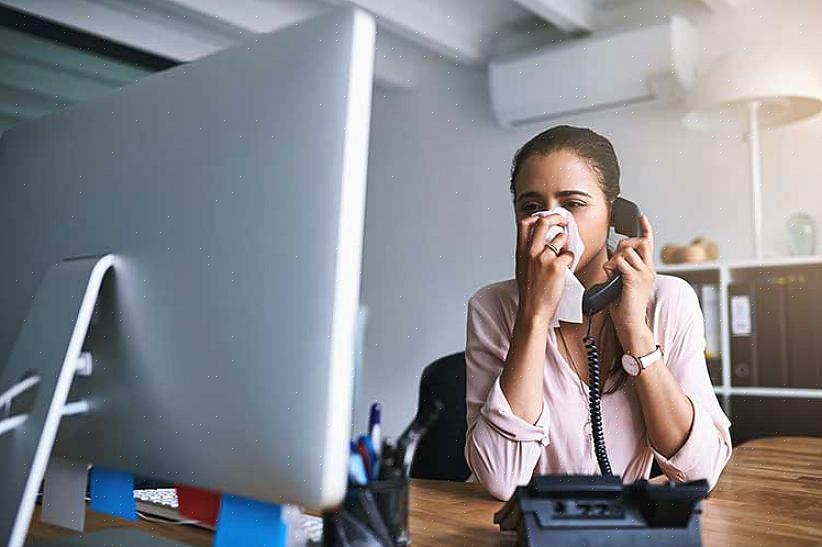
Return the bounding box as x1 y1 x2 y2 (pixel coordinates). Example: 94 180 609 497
215 495 287 547
532 207 586 327
88 466 136 521
40 458 90 531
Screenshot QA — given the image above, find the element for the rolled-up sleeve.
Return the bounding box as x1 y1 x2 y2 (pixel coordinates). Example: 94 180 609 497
649 281 732 490
464 290 548 501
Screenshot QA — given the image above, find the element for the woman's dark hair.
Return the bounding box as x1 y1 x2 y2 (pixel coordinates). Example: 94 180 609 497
509 125 621 204
511 125 626 395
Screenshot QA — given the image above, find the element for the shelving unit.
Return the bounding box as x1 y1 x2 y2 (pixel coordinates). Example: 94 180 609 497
657 255 822 436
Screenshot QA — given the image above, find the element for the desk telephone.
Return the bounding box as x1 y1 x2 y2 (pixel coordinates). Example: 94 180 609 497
495 197 710 547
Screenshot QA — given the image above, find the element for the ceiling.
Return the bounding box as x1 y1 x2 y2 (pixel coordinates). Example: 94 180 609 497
0 0 739 133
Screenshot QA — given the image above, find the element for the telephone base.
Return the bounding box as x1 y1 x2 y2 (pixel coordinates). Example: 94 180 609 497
495 474 708 547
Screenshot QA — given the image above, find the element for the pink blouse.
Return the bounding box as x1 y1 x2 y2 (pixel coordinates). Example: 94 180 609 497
464 274 732 501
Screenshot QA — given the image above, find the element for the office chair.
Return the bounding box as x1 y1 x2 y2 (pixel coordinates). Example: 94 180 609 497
408 351 664 483
410 351 471 481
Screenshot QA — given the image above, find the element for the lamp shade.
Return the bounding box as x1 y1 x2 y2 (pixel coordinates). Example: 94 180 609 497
683 50 822 132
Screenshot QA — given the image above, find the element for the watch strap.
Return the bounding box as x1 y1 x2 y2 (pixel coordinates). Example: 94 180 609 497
638 345 663 369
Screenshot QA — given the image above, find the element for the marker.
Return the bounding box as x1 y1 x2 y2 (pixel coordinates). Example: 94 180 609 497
368 402 382 458
349 442 368 485
360 435 380 481
355 437 373 480
378 438 400 481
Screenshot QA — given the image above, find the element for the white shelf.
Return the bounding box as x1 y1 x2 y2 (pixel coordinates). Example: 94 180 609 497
657 254 822 274
661 257 822 402
657 261 720 274
724 255 822 270
713 386 822 399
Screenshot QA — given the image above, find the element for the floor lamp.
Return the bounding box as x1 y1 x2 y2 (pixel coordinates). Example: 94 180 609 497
682 50 822 259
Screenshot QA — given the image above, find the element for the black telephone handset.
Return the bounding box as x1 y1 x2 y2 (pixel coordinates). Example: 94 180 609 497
581 197 642 316
579 197 642 477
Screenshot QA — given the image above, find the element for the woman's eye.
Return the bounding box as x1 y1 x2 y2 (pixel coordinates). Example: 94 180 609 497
563 201 585 209
522 203 541 213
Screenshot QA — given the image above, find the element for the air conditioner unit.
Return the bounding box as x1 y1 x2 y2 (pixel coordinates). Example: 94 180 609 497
488 17 697 128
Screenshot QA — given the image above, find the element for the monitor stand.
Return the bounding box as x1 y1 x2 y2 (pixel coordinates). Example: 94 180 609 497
0 255 115 547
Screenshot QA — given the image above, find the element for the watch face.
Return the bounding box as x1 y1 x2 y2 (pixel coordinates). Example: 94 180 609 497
621 354 640 376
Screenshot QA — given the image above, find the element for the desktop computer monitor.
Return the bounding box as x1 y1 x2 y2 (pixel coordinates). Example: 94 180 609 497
0 6 375 538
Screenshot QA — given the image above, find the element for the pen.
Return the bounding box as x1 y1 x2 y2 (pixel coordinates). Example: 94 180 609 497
369 402 382 458
378 438 401 481
359 435 380 481
357 489 394 545
355 437 373 480
349 441 368 485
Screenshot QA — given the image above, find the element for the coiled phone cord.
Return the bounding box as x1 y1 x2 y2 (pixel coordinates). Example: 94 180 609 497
584 313 613 476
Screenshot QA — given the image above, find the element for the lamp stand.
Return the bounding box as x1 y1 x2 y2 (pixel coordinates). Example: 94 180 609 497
747 100 764 260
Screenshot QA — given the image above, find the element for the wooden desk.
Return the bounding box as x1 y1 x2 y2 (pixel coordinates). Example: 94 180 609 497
27 437 822 546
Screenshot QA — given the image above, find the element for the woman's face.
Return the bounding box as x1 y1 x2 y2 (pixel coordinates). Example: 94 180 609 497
512 150 611 273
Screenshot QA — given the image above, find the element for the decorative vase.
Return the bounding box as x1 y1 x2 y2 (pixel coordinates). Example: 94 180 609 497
786 212 815 256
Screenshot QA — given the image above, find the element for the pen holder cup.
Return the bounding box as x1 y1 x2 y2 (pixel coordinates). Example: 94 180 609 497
324 477 410 546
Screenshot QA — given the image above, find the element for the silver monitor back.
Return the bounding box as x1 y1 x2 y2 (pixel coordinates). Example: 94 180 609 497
0 7 374 509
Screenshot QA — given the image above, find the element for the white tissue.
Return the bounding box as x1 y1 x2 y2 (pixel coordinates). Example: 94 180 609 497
531 207 586 327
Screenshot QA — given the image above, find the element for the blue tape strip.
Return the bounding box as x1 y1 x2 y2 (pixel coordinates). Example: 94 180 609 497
215 495 286 547
88 466 136 521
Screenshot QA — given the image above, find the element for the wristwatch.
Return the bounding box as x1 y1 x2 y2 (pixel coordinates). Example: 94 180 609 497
621 345 664 377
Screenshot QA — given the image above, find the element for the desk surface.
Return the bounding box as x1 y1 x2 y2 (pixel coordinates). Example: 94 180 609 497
27 436 822 546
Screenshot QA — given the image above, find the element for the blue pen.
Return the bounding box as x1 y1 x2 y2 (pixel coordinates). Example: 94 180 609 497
349 441 368 485
360 435 380 481
369 402 382 458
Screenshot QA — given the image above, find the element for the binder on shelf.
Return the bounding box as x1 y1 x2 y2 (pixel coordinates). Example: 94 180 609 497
754 275 789 388
682 280 723 386
705 356 723 387
700 284 721 359
664 261 822 402
700 284 723 386
728 281 757 387
784 272 822 389
700 283 722 386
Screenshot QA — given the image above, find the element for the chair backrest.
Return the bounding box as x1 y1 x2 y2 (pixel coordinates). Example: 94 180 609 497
409 351 666 483
409 352 471 481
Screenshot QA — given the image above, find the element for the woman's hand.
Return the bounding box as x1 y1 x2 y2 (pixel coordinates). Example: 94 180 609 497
515 214 576 325
604 214 656 351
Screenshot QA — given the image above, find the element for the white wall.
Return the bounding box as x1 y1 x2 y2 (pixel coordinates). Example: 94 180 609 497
356 0 822 436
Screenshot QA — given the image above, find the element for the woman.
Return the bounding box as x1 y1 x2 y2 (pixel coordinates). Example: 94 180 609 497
464 125 732 501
